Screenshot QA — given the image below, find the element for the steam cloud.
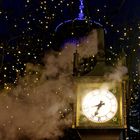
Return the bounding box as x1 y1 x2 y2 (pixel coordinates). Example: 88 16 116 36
105 65 128 82
0 29 127 140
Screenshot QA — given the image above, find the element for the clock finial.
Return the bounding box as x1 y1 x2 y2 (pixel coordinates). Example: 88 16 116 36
78 0 85 19
73 49 79 76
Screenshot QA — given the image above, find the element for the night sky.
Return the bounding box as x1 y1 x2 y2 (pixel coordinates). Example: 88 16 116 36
0 0 140 140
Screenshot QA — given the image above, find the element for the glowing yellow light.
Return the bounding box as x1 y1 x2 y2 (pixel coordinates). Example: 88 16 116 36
82 89 118 123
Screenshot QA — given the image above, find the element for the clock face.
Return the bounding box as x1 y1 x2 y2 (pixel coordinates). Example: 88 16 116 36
82 89 118 123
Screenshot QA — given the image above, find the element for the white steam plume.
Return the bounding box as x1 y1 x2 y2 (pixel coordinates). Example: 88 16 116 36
105 65 128 82
0 29 98 140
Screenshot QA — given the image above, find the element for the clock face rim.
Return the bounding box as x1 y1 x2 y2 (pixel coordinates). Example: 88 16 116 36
82 89 118 123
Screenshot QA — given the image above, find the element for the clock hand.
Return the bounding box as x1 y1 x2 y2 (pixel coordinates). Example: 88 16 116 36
94 107 100 116
94 101 105 116
84 101 104 110
94 110 99 116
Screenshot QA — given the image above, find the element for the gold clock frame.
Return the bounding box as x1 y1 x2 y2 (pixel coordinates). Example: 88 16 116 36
74 76 127 129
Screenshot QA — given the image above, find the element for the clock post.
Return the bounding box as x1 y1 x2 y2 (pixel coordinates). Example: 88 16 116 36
72 25 128 140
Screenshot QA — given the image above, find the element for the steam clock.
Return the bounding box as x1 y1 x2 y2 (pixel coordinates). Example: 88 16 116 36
54 0 128 139
73 24 128 140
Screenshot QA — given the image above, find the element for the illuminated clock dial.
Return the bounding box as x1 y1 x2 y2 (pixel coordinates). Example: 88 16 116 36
82 89 118 123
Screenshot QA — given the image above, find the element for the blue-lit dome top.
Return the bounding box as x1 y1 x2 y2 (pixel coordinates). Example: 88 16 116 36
54 0 105 50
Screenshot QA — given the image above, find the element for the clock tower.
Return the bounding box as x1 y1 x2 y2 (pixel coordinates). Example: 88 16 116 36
54 0 129 139
72 23 128 140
